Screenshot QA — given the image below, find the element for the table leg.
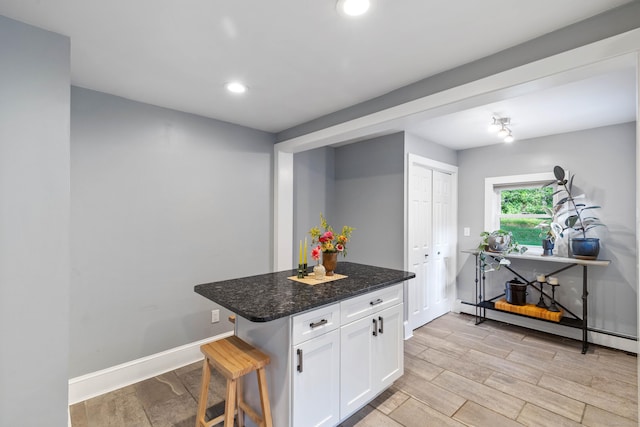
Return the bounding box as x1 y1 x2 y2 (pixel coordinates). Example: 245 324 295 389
582 265 589 354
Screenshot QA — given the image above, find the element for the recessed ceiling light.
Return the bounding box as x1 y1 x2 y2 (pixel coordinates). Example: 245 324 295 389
225 81 247 94
337 0 370 17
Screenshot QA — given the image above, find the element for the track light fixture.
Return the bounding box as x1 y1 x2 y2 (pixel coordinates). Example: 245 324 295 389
489 116 514 143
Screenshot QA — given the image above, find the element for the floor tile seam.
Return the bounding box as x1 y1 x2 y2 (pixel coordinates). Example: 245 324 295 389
582 403 639 425
555 354 640 378
482 370 585 421
536 373 638 419
481 337 559 360
525 358 596 387
589 378 639 402
134 385 159 427
399 385 465 418
462 352 544 385
515 401 583 426
417 350 497 381
451 399 527 426
539 371 639 405
433 370 526 420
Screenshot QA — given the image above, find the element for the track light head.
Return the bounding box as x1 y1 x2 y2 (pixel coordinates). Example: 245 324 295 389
489 116 514 143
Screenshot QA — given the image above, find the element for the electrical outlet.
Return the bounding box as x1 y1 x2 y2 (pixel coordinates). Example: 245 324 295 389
211 309 220 323
463 227 470 237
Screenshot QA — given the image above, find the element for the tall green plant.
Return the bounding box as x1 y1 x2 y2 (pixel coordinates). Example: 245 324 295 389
545 166 603 239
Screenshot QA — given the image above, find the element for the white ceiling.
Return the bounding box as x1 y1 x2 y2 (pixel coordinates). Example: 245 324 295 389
0 0 636 148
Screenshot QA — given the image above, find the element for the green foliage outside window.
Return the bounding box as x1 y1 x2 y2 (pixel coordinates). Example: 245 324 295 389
501 187 553 214
500 187 553 246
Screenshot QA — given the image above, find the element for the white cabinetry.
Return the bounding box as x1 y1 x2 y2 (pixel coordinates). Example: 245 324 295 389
242 284 404 427
291 304 341 427
339 286 404 420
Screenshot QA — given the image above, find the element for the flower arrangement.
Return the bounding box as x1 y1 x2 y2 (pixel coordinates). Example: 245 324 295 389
309 213 354 259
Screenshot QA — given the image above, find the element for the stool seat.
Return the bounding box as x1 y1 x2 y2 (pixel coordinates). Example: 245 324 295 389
196 336 273 427
201 336 270 380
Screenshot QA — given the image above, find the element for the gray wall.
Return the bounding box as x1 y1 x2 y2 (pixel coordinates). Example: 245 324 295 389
276 2 640 142
0 16 70 426
293 147 335 266
405 132 458 166
457 123 637 336
70 87 274 376
334 133 405 269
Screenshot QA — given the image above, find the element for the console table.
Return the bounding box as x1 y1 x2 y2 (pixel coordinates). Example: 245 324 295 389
462 250 610 354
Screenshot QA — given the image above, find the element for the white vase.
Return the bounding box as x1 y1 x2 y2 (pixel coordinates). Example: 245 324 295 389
313 264 326 280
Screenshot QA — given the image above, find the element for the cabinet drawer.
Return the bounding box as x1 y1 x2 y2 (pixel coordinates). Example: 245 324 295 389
292 303 340 345
340 284 403 324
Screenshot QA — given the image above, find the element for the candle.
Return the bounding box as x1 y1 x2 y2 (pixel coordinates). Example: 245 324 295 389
299 240 303 266
304 237 308 264
548 276 559 285
536 274 546 283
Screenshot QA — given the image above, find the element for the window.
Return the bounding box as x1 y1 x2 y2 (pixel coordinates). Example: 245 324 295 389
499 185 553 245
484 173 556 249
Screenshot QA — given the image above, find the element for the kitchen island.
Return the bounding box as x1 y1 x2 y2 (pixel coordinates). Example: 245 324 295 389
195 262 415 427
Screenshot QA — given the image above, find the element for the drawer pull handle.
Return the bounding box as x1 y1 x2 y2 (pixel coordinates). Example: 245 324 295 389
309 319 328 329
370 298 383 306
379 316 384 334
372 318 378 336
297 349 303 373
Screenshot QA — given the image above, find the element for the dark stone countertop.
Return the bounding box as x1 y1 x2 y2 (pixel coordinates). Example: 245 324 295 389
194 262 415 322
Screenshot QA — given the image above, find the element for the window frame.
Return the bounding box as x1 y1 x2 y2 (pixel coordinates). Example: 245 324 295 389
484 172 556 251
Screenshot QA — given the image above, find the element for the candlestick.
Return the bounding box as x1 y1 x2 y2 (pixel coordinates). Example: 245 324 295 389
299 240 302 266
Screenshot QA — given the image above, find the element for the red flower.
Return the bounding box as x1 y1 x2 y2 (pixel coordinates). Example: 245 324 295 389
311 245 322 261
319 231 334 243
336 243 344 252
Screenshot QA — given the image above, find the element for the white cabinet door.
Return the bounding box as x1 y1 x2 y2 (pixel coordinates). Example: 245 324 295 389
340 315 374 420
292 328 340 427
373 303 404 390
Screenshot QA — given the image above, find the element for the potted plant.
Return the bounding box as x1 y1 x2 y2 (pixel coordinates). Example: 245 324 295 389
477 230 527 271
309 213 354 276
535 218 562 256
544 166 604 259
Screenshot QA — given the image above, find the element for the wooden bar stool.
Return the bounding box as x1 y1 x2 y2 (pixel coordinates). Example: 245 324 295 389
196 335 273 427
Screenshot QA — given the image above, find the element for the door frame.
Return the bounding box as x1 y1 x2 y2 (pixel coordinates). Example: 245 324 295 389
404 154 458 339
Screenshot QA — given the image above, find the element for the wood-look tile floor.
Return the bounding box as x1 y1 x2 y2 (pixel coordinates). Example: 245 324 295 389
70 313 638 427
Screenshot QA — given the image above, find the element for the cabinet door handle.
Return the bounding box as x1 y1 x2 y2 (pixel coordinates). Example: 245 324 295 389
297 348 303 373
372 318 378 336
370 298 383 306
378 316 384 334
309 319 328 329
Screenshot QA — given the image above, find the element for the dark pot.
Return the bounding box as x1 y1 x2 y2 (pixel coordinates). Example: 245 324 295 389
571 238 600 260
541 239 554 256
505 277 527 305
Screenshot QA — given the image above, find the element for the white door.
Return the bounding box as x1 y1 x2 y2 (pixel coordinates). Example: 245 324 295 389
408 159 433 329
292 329 340 427
431 170 452 320
408 155 455 330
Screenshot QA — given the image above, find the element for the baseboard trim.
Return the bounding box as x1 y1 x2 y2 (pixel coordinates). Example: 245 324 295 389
68 331 234 405
455 301 638 354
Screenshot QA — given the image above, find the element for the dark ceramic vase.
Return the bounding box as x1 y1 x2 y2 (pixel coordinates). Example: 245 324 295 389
322 252 338 276
541 239 555 256
571 237 600 260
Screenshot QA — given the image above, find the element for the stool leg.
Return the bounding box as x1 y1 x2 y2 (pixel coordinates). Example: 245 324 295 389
256 368 273 427
224 378 237 427
236 376 245 427
195 359 211 427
